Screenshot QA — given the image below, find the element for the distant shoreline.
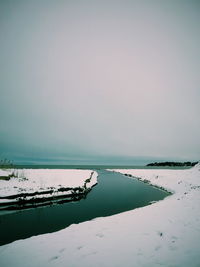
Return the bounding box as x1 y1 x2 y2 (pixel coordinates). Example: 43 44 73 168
146 161 198 167
2 164 193 170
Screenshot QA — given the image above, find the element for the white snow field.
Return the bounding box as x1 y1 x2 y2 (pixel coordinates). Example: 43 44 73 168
0 164 200 267
0 169 97 206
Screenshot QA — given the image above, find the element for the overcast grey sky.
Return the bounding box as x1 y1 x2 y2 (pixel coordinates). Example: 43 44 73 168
0 0 199 164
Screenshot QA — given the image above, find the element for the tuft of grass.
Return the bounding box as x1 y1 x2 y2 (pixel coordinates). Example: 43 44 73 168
0 158 15 169
0 159 27 180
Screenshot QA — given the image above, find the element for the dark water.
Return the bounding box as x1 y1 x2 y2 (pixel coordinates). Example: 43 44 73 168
0 170 170 246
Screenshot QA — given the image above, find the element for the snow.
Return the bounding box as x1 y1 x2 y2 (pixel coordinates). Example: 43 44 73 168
0 164 200 267
0 169 97 207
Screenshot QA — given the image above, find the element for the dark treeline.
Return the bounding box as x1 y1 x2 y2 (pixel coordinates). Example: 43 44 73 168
146 161 198 167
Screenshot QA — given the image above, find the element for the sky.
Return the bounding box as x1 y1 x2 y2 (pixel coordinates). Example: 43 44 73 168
0 0 200 164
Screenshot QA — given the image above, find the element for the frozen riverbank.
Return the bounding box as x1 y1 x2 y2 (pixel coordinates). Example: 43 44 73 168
0 164 200 267
0 170 169 245
0 169 97 210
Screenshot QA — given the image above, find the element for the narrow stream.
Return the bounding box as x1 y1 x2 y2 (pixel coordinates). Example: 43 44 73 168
0 170 170 246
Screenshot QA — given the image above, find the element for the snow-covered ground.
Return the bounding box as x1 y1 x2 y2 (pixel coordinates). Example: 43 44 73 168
0 169 97 207
0 164 200 267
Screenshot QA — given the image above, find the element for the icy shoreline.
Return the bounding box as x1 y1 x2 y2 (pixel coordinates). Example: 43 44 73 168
0 164 200 267
0 169 98 210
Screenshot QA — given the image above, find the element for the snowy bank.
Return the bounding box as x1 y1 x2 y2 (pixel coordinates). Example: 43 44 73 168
0 164 200 267
0 169 97 210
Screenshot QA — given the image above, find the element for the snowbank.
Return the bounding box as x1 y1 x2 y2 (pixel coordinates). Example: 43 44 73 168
0 164 200 267
0 169 97 209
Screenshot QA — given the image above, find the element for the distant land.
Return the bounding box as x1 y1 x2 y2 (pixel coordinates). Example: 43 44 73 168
146 161 198 167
